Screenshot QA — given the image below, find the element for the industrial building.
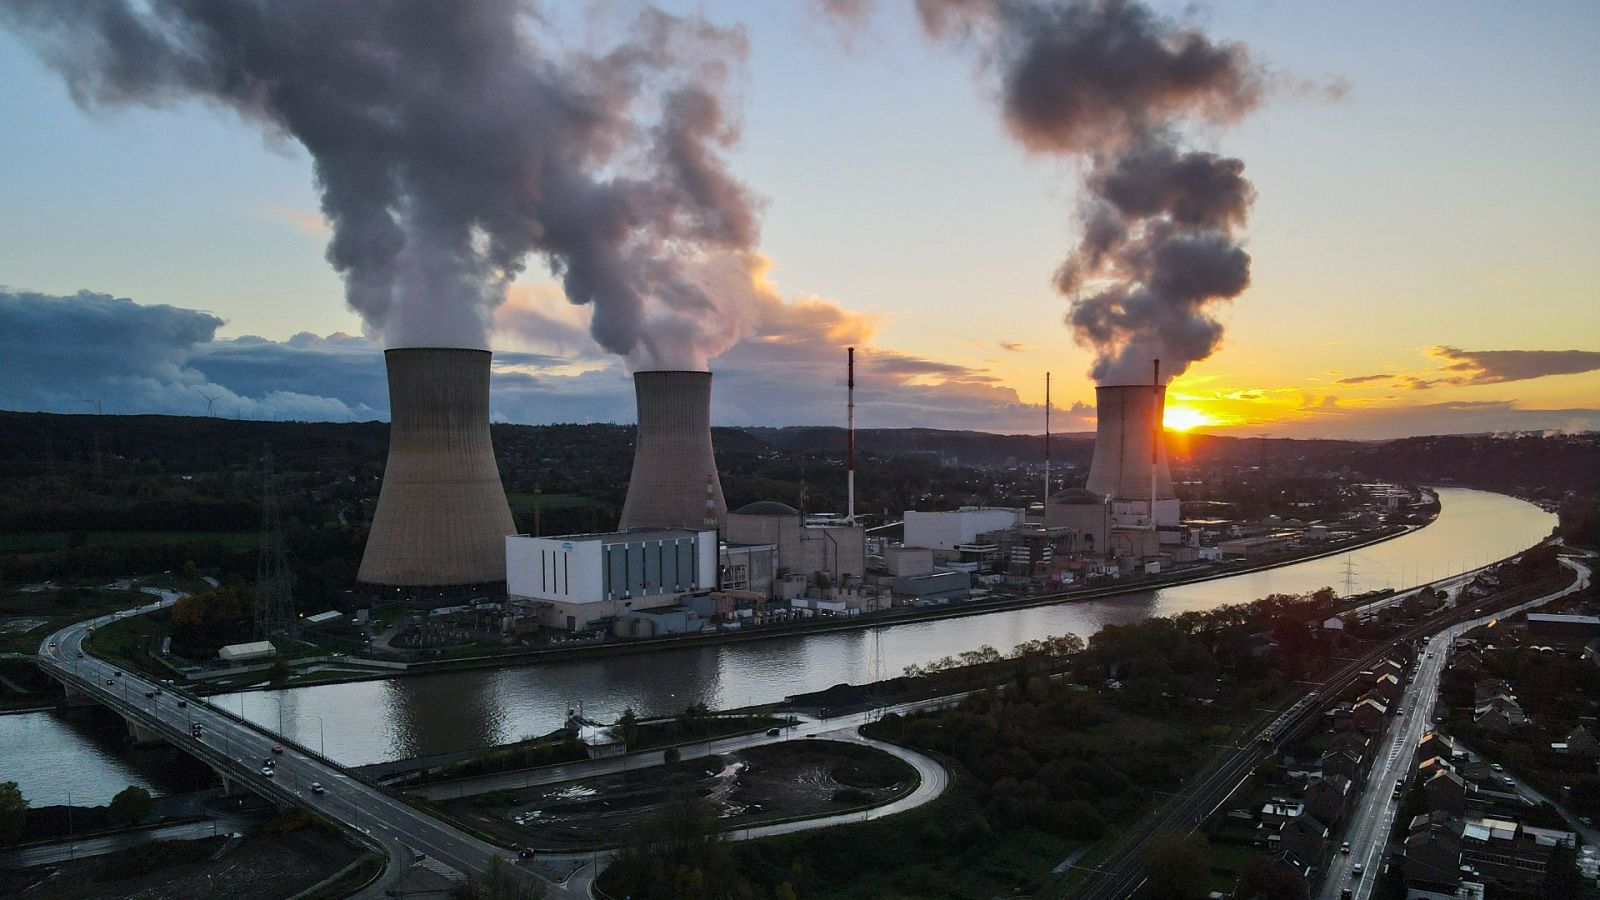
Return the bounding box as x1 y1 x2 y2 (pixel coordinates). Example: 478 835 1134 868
359 348 518 588
903 507 1025 554
504 528 718 632
618 370 727 532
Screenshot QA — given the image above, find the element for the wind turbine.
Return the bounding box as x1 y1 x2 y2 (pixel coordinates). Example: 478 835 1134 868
198 391 219 416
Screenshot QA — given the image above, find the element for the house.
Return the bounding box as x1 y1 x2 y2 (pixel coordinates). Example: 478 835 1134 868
1375 658 1405 681
1337 730 1373 756
1462 816 1575 890
1475 678 1515 706
1352 697 1389 734
1424 769 1468 817
1474 697 1529 734
1278 812 1331 867
1417 731 1455 762
1369 672 1403 704
1404 813 1464 895
1565 725 1600 759
1260 798 1305 828
1321 747 1365 785
1304 774 1353 827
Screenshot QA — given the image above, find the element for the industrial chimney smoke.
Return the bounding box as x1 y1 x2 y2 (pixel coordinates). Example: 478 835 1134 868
358 348 517 586
1085 383 1179 527
619 371 727 532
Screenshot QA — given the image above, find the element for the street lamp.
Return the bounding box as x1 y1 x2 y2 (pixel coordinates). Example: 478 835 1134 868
304 714 327 758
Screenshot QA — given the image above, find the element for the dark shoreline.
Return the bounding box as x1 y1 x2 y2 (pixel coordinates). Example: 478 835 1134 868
206 517 1431 694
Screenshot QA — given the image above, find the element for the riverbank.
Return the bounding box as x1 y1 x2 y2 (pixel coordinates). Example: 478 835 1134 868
189 520 1425 695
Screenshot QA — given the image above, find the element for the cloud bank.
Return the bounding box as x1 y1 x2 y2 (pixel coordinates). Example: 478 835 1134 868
0 287 1073 432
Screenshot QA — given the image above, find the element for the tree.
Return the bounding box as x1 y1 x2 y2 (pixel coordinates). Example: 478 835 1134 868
1141 831 1210 900
268 658 290 683
1234 854 1305 900
0 781 27 846
108 785 153 827
1542 841 1583 899
663 746 682 765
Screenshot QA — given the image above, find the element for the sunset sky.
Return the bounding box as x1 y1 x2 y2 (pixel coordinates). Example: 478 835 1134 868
2 1 1597 439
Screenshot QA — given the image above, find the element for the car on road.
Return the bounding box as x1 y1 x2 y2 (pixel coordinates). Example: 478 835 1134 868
261 766 274 777
766 728 781 736
178 699 187 708
311 782 325 794
49 642 56 651
1341 890 1352 900
1353 863 1364 877
518 849 534 858
145 690 156 698
1581 816 1594 827
1502 776 1515 786
263 758 275 768
77 651 83 658
1492 763 1504 772
1341 841 1351 854
104 679 114 686
272 744 284 754
113 670 122 677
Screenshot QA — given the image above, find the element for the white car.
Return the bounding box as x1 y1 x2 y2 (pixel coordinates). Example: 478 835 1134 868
311 782 325 794
261 766 275 778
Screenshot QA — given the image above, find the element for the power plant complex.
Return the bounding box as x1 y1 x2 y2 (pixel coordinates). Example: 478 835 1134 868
356 349 1217 638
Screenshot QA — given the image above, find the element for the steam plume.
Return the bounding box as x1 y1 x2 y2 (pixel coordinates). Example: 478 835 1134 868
1 0 761 368
917 0 1264 383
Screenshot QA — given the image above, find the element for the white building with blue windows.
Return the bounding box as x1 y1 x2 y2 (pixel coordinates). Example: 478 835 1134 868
505 528 718 631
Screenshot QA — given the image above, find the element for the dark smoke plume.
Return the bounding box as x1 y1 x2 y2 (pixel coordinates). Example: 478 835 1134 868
917 0 1264 383
2 0 761 368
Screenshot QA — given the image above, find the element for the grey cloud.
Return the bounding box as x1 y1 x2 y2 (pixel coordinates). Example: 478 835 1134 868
915 0 1265 385
2 1 763 369
1431 346 1600 386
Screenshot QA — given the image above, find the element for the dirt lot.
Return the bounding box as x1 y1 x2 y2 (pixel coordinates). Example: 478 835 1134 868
1 827 362 899
443 738 918 850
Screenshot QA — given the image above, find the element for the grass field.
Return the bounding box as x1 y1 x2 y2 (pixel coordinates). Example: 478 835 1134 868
504 492 602 513
0 530 257 554
0 587 148 654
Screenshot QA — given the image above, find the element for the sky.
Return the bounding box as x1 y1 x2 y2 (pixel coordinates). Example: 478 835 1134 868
1 1 1597 439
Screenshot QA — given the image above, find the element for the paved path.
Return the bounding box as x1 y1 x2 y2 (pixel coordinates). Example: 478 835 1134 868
0 816 250 868
37 592 957 899
1321 554 1592 900
415 692 970 802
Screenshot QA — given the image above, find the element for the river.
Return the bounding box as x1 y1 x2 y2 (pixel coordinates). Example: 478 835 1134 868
0 487 1556 797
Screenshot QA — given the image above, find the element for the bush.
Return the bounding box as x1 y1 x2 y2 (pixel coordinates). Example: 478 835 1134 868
107 786 153 828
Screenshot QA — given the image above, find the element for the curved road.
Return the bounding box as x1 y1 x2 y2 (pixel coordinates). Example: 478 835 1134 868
35 591 952 898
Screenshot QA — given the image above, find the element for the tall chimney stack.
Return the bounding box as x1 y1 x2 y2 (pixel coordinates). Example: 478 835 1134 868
359 348 517 586
618 371 727 532
846 347 856 524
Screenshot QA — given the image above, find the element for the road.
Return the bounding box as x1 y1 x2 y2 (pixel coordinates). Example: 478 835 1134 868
0 815 250 868
36 592 956 899
36 595 548 898
1073 552 1590 900
1320 554 1592 900
415 694 968 802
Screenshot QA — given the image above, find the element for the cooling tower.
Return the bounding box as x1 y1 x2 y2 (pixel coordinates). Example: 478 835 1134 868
358 348 517 586
618 370 727 532
1086 384 1179 524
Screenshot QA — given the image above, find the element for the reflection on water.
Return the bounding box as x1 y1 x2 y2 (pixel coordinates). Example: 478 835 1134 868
4 487 1551 786
0 707 191 806
240 487 1552 767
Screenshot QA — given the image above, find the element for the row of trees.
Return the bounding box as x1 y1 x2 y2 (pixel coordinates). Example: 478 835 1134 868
0 782 153 847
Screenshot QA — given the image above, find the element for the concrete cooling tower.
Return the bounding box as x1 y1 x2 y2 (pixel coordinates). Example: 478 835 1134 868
358 348 517 587
618 370 727 532
1085 384 1180 527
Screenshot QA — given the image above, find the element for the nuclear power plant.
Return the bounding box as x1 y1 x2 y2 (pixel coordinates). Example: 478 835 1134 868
358 348 518 588
617 370 728 532
1084 383 1180 528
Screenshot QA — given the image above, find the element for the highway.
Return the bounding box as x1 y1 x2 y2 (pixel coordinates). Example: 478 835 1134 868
1073 552 1590 900
1324 553 1592 900
35 595 547 899
35 593 957 898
